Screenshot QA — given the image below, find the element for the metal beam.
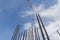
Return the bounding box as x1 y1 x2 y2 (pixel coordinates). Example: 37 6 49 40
36 14 46 40
37 13 50 40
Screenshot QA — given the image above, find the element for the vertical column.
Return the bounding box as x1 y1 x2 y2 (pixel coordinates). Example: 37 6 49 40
34 26 40 40
24 30 27 40
21 34 23 40
36 28 40 40
18 33 21 40
34 27 38 40
11 25 20 40
31 27 34 40
36 14 45 40
38 14 50 40
23 31 25 40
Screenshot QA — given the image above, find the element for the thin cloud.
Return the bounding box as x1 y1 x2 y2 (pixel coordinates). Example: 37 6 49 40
23 0 60 40
23 22 32 30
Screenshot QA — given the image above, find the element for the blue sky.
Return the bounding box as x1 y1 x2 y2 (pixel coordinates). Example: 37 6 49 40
0 0 59 40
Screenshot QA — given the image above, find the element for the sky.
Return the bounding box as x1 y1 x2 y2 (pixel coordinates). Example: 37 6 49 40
0 0 60 40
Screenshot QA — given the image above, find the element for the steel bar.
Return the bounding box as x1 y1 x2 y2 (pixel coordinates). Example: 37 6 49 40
38 14 50 40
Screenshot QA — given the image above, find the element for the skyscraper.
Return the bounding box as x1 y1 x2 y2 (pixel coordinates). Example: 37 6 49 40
11 0 50 40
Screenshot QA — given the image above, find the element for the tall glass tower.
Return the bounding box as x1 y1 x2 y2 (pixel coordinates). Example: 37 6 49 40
11 0 50 40
11 14 50 40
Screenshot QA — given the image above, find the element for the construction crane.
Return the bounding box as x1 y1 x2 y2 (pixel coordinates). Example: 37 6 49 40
26 0 50 40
